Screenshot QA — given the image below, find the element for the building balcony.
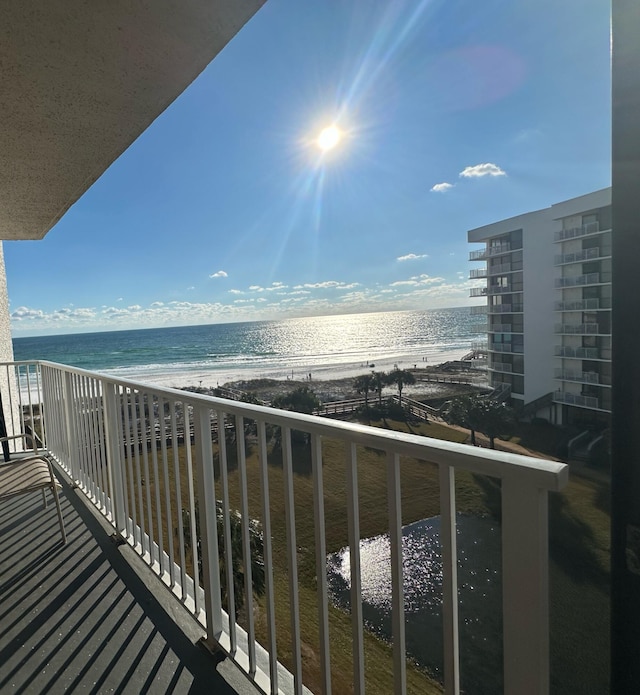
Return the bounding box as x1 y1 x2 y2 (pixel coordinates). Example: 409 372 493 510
555 346 602 360
553 221 601 242
554 323 603 335
469 267 487 279
469 287 488 297
487 262 518 275
555 273 602 288
0 360 568 695
471 340 488 351
488 304 524 314
554 298 606 311
489 343 524 354
468 243 512 261
554 248 608 266
554 369 609 385
487 285 522 295
488 361 513 373
553 390 601 410
488 324 512 333
470 305 487 315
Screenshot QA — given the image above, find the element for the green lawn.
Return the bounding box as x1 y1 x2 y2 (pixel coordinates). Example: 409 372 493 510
144 414 610 693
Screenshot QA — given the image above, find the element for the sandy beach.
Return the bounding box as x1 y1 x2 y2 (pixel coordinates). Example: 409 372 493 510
218 362 488 405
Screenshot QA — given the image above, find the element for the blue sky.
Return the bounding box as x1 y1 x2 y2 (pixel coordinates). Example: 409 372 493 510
5 0 611 336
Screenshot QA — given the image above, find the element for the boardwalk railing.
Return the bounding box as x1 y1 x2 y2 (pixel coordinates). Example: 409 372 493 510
3 360 568 695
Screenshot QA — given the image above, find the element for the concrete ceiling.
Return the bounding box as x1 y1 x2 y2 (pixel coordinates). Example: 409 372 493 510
0 0 265 240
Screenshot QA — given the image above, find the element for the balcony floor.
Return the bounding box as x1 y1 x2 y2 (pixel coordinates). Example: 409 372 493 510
0 469 255 695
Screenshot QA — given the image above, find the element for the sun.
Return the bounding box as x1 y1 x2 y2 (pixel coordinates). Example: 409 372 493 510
317 125 341 151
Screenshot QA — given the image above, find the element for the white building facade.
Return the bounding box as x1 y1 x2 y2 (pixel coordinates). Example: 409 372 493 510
468 188 612 427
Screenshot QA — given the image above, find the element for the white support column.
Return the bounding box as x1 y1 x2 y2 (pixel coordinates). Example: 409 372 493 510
501 480 550 695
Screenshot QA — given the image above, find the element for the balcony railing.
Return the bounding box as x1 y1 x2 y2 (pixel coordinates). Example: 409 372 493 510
3 360 568 695
555 273 601 288
488 362 513 373
554 369 602 385
469 267 487 279
470 305 488 315
471 340 488 351
554 298 602 311
488 304 524 314
553 391 600 409
555 346 601 359
469 243 512 261
554 323 601 335
469 287 488 297
487 262 516 275
488 285 522 295
553 221 601 242
489 343 524 354
489 324 512 333
553 247 605 265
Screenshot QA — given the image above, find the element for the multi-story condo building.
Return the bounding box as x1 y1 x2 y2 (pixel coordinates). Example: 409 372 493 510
468 188 611 427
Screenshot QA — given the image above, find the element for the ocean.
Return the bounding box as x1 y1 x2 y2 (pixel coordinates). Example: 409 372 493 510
12 308 484 389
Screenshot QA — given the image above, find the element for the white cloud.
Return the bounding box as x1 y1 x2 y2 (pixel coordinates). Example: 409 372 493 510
430 182 453 192
397 253 428 262
228 289 244 295
210 270 228 278
459 163 506 178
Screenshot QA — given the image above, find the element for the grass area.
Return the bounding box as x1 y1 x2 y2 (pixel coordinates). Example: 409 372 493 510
136 413 610 693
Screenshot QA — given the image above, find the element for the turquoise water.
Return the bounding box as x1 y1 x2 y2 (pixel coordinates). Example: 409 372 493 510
12 308 483 386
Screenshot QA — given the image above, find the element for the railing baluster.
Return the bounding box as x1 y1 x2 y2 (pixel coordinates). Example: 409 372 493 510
171 399 187 598
159 397 176 587
312 432 331 695
257 418 279 694
502 480 550 695
150 395 165 575
440 463 460 695
103 381 127 537
183 404 201 613
132 391 146 554
193 404 223 647
282 426 303 694
236 415 256 675
345 441 365 695
217 409 237 654
387 451 406 694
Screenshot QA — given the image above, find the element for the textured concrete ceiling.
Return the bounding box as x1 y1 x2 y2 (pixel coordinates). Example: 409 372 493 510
0 1 265 240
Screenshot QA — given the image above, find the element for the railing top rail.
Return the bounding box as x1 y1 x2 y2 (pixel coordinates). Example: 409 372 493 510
28 360 568 490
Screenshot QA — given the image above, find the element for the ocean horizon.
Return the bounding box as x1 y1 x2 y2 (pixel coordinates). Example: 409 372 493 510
12 307 484 389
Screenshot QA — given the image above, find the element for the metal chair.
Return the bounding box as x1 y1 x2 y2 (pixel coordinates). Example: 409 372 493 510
0 433 66 544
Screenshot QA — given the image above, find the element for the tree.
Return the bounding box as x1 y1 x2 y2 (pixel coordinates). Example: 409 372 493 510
474 399 514 449
354 373 376 409
271 385 320 414
443 395 482 446
385 368 416 405
443 395 514 449
372 371 386 406
182 500 265 612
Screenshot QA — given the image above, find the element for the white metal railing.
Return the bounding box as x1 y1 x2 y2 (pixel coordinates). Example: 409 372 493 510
488 362 513 373
554 369 601 384
554 298 601 311
470 305 488 315
553 221 601 242
469 267 487 279
468 243 512 261
554 323 601 335
487 262 517 275
469 287 488 297
489 343 524 354
552 391 600 409
554 346 601 360
4 360 568 695
553 247 604 265
555 273 601 288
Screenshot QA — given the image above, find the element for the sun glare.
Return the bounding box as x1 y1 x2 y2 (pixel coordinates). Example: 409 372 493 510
317 125 341 151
